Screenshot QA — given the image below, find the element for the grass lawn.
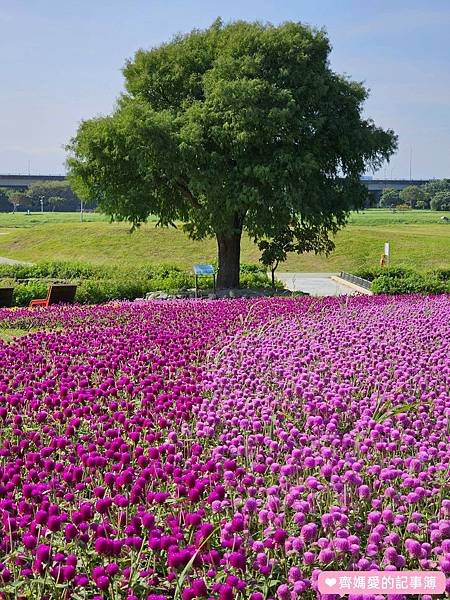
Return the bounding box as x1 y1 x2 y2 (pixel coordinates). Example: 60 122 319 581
0 209 448 273
0 327 35 342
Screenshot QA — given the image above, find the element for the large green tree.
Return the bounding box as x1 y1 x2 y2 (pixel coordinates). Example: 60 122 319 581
67 19 396 288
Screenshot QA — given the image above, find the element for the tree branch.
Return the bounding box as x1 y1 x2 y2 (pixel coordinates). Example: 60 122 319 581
175 177 202 210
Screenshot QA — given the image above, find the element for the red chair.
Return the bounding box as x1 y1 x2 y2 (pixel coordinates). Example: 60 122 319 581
29 284 77 308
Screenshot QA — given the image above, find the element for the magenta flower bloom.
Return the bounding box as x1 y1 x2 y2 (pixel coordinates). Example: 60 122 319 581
96 575 110 590
229 552 246 570
36 544 51 562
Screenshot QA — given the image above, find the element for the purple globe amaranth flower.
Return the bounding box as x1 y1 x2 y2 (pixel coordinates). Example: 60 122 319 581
74 573 89 587
22 534 37 550
288 566 302 582
276 584 290 600
36 544 51 563
301 523 318 542
190 578 208 596
303 551 316 565
318 548 335 563
95 537 112 555
439 556 450 573
228 552 246 570
273 528 287 545
96 575 110 590
219 584 234 600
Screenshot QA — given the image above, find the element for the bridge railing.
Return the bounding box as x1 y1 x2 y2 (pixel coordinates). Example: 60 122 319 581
339 272 372 290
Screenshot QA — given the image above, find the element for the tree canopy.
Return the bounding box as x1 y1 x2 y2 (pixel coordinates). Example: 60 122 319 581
399 185 426 208
0 189 13 213
430 191 450 211
380 188 401 208
26 181 87 212
67 19 397 287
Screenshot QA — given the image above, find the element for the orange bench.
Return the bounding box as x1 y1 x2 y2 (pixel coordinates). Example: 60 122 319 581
29 284 77 308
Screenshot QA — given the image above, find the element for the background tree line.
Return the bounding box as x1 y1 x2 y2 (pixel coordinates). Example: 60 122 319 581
379 179 450 210
0 181 94 213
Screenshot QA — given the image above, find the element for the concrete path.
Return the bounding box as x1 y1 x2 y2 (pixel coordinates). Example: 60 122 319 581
0 256 32 265
276 272 357 297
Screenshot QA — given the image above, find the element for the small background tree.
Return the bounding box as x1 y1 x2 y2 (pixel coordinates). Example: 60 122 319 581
0 189 13 212
430 191 450 211
26 181 88 212
259 223 334 289
380 188 400 208
47 196 66 212
5 191 31 213
399 185 426 209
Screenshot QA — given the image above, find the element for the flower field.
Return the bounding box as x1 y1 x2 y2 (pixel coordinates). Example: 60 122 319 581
0 295 449 599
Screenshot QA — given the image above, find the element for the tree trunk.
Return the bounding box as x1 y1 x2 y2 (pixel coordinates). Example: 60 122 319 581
216 227 242 289
271 260 279 291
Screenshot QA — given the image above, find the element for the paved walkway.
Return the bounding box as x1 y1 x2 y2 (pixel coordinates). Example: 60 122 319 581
0 256 31 265
276 272 356 296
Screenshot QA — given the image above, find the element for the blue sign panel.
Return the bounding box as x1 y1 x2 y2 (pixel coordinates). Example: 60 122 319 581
193 264 215 275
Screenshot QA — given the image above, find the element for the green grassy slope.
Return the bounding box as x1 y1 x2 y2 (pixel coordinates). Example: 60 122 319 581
0 210 448 272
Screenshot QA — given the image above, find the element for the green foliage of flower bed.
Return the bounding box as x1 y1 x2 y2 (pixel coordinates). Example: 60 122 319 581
0 261 280 306
354 267 450 294
12 281 49 307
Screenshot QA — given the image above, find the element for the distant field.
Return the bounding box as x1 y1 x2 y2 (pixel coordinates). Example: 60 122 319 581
0 212 158 227
346 209 450 225
0 209 448 272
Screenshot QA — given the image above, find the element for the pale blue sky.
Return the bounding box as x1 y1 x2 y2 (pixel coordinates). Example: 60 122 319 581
1 0 450 178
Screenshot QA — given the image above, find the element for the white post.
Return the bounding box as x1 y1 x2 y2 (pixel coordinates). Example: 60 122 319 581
384 242 390 268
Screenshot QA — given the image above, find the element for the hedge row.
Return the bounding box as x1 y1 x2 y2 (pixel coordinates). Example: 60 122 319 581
354 267 450 294
0 261 282 306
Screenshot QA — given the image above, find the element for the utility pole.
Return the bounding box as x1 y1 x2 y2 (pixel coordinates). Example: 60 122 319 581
409 146 412 181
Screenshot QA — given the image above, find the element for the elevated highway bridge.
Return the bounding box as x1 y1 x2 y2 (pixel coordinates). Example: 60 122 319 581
0 174 431 203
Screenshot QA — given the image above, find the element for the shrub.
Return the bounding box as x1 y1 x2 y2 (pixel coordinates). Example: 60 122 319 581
0 261 106 281
75 279 148 304
145 273 194 292
371 273 449 294
13 281 49 307
30 261 104 279
240 271 283 290
2 261 281 305
355 267 414 282
430 191 450 211
0 264 36 279
240 263 266 274
430 268 450 281
136 264 185 280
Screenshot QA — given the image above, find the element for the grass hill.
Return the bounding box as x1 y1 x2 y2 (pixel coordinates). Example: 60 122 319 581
0 209 448 273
